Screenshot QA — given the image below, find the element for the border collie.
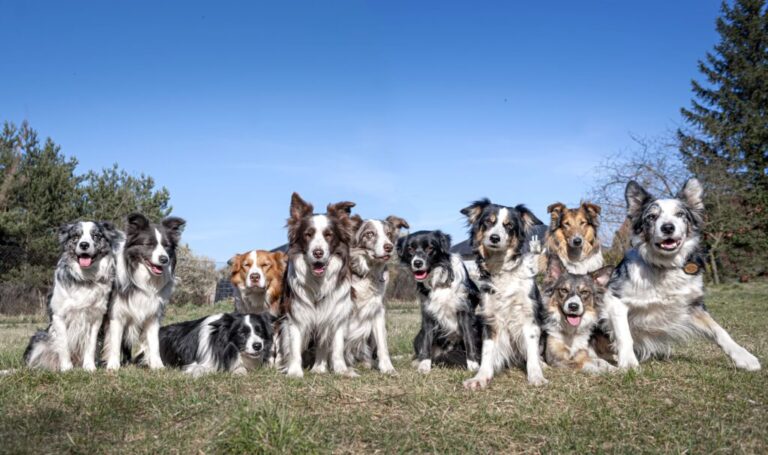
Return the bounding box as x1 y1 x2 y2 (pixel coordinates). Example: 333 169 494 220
460 199 547 389
346 215 409 374
601 179 760 371
541 255 615 373
279 193 357 377
230 249 287 315
397 230 481 373
24 221 122 371
103 213 186 370
155 312 274 376
543 202 604 274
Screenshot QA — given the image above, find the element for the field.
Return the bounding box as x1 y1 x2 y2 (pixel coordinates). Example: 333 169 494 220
1 283 766 454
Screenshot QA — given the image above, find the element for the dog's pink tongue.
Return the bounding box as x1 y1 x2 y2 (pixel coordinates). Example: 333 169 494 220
566 315 581 327
78 257 92 268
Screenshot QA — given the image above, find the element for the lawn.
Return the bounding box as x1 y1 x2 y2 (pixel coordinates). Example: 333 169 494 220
0 283 766 453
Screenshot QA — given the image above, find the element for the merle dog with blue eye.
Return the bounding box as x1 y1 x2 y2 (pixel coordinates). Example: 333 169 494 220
397 230 482 373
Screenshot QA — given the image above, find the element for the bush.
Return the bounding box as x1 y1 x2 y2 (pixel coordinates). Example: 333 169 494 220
171 245 217 306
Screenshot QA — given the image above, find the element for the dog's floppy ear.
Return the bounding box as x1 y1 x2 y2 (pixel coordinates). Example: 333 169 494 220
161 216 186 244
271 251 287 270
57 223 75 247
581 202 602 228
349 214 364 236
677 178 705 226
590 265 613 289
515 204 542 234
436 230 452 253
547 202 566 229
289 193 314 222
230 254 245 284
126 213 150 235
327 200 356 243
385 215 409 231
625 181 653 222
460 199 490 225
98 221 125 251
396 235 408 258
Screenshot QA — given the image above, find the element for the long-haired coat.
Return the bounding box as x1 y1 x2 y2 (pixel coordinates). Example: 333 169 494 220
601 179 760 371
346 215 409 374
230 249 287 315
279 193 357 377
460 199 547 389
103 213 186 370
24 221 122 371
543 202 604 274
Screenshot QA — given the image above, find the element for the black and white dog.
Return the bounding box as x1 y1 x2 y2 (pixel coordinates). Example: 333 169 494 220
398 230 481 373
460 200 547 389
155 312 274 376
103 213 186 370
24 221 122 371
601 179 760 371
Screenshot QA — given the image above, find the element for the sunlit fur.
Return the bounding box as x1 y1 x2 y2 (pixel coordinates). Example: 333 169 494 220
102 213 186 370
346 215 409 374
230 250 286 315
602 179 761 371
24 221 122 371
543 202 604 274
397 230 482 373
541 256 614 373
279 193 357 377
460 199 547 389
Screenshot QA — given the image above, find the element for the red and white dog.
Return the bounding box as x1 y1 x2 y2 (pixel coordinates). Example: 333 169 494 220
230 249 286 315
279 193 357 377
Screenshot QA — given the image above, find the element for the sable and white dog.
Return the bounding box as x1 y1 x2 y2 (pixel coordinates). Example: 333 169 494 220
103 213 185 370
543 202 604 274
346 215 409 374
602 179 760 371
230 249 287 315
24 221 122 371
279 193 357 378
460 199 548 389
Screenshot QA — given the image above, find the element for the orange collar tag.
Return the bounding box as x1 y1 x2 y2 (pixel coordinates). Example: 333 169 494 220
684 262 699 275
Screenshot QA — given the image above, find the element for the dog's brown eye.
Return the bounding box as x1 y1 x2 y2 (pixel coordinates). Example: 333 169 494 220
676 211 685 218
580 221 586 226
580 290 591 298
558 288 568 297
563 222 571 228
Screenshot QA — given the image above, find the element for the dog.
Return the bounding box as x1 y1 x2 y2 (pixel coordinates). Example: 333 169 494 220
601 178 760 371
541 255 615 373
24 221 122 371
153 312 274 376
397 230 481 373
459 199 547 389
279 193 357 377
345 215 409 374
230 250 287 315
103 213 185 370
543 202 604 274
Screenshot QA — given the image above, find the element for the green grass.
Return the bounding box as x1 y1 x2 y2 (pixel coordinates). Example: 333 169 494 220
1 284 767 453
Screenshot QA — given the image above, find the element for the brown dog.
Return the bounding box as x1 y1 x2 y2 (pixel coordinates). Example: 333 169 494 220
230 250 287 315
542 202 604 274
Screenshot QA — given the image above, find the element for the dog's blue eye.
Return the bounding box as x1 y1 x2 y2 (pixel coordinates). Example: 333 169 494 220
676 212 685 218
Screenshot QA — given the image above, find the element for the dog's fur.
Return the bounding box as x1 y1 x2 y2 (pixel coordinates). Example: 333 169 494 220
541 256 614 373
155 312 273 376
460 199 548 389
543 202 604 274
103 213 185 370
279 193 357 377
601 179 761 371
24 221 122 371
230 250 286 315
397 230 481 373
346 215 409 374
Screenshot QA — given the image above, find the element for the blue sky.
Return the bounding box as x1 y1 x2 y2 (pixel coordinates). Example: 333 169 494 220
1 1 721 263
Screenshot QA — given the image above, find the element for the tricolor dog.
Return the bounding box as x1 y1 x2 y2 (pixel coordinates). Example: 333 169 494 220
543 202 604 274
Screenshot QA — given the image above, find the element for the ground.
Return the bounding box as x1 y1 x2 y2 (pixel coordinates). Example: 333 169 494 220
0 283 766 453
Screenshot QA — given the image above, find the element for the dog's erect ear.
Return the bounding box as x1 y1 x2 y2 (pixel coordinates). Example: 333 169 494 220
678 178 705 226
460 199 491 225
591 265 613 289
625 181 653 221
271 251 287 269
547 202 566 229
57 223 75 246
289 193 314 221
581 202 602 228
162 217 186 244
327 201 355 218
545 255 565 285
436 230 452 253
98 221 125 250
386 215 410 231
126 213 150 234
515 205 542 234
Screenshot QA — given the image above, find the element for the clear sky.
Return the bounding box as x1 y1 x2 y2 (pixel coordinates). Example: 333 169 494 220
1 1 721 263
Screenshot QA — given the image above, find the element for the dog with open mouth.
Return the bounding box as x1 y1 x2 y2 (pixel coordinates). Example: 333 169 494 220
278 193 357 377
345 214 409 374
397 230 482 373
541 255 615 373
601 179 761 371
102 213 186 370
24 221 123 371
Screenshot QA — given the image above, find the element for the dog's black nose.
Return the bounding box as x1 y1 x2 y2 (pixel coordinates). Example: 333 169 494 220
312 248 324 259
413 259 424 269
252 342 263 352
572 237 583 246
660 223 675 235
383 243 393 253
158 255 169 265
489 234 501 244
567 302 580 312
79 242 90 250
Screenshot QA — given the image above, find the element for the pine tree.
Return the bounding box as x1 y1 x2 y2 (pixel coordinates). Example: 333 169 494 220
677 0 768 282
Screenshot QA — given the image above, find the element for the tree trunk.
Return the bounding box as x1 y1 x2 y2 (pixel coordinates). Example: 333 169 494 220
709 249 720 286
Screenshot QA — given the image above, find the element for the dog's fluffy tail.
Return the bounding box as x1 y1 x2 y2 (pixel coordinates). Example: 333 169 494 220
23 329 61 371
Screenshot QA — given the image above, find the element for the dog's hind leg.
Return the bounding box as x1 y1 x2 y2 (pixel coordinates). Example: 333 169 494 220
690 307 760 371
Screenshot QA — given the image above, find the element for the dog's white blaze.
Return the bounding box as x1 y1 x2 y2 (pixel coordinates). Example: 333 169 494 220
563 295 583 314
243 315 265 356
244 251 266 288
370 220 390 257
308 215 330 262
654 199 687 241
77 221 96 255
484 207 510 247
150 228 169 268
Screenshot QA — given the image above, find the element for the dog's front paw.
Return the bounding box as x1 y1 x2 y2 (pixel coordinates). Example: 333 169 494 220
417 359 432 374
527 373 548 386
467 360 480 372
732 349 761 371
310 363 328 374
338 368 359 378
617 355 640 371
463 375 491 390
82 362 97 372
286 364 304 378
59 361 73 372
105 359 121 371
